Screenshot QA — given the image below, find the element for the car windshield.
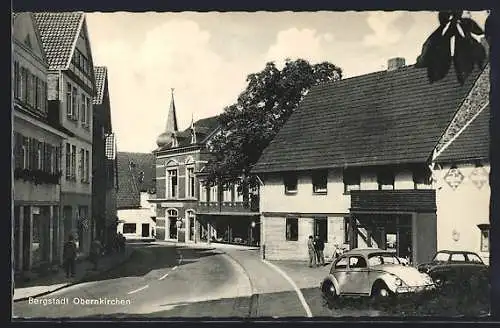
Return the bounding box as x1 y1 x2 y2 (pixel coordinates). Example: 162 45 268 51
433 252 451 262
367 253 401 266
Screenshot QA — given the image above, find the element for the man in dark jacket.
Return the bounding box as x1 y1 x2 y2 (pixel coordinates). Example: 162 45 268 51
315 235 325 266
63 235 77 278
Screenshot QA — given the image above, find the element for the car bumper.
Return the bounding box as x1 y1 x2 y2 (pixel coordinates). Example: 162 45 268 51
395 284 435 294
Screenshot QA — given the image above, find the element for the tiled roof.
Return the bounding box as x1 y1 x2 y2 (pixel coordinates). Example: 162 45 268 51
157 115 220 151
436 105 490 163
32 12 84 70
93 66 107 105
116 152 155 209
252 65 481 173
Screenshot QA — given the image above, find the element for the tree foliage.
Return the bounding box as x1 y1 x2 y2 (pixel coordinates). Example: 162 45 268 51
203 59 342 191
416 10 487 85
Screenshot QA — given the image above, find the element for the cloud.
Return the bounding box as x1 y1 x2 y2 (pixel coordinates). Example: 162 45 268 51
362 11 405 47
265 28 335 67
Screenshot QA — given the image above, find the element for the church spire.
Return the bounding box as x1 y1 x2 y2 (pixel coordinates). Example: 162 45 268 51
190 113 197 144
166 88 179 133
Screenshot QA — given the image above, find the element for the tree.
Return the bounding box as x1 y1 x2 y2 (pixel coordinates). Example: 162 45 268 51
203 59 342 192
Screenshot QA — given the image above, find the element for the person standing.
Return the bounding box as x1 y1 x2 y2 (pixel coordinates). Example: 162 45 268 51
307 235 317 268
90 239 103 270
63 235 77 278
315 235 325 266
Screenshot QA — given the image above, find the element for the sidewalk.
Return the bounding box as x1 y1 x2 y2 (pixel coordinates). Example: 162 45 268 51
156 240 260 251
13 247 134 302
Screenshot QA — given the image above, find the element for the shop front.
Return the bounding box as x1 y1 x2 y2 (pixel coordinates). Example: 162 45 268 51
348 189 437 266
197 213 260 246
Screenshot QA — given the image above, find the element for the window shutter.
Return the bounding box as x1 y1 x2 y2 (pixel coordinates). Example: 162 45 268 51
14 133 21 169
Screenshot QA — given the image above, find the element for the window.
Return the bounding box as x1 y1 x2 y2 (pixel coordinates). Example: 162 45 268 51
26 72 32 106
123 223 136 234
14 61 20 99
86 97 91 127
433 252 450 262
285 217 299 241
479 226 490 252
79 148 85 182
65 143 71 179
223 185 232 202
168 209 178 239
335 257 348 269
377 170 395 190
284 173 298 193
71 145 76 180
167 169 178 198
210 185 218 202
343 169 360 193
349 256 367 269
81 94 87 124
66 83 73 118
21 67 27 102
37 143 43 170
314 218 328 243
186 167 195 198
467 253 484 264
199 182 208 202
34 75 39 109
72 87 78 120
42 81 47 113
312 170 328 193
235 184 243 202
344 217 350 244
22 143 28 169
413 168 431 189
450 253 467 262
85 150 90 182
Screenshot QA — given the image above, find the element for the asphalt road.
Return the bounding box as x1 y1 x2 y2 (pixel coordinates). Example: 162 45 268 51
12 242 489 319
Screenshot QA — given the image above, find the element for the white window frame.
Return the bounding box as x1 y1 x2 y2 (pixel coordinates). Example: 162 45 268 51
234 184 243 202
86 97 91 128
166 168 179 199
185 165 196 199
312 170 328 194
210 185 218 203
66 83 74 118
80 93 87 125
22 145 28 169
284 173 298 194
37 147 42 170
480 227 490 252
223 185 232 202
199 182 208 202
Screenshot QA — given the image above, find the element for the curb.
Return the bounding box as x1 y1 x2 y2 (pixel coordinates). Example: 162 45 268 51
13 249 136 303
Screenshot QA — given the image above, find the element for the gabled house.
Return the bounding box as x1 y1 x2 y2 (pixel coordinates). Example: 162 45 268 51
151 91 260 245
12 12 67 274
252 57 488 265
34 12 97 255
116 152 156 240
92 66 118 246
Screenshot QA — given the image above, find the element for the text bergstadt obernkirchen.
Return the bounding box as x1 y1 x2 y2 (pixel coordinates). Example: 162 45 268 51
28 297 132 306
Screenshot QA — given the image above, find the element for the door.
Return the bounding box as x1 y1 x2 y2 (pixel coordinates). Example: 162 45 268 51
142 223 150 238
343 255 370 295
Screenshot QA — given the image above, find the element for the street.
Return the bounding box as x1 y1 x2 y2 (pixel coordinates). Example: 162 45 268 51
12 242 489 318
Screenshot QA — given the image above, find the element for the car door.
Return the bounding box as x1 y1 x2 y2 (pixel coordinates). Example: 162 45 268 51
342 255 370 295
332 256 349 295
449 252 467 283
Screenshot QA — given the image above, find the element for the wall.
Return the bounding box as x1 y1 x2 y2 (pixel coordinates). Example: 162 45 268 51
434 163 490 264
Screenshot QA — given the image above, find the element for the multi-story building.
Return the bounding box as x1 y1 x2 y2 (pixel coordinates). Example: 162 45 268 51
151 91 260 245
116 152 156 240
34 12 97 255
252 58 489 265
92 66 118 246
12 12 68 274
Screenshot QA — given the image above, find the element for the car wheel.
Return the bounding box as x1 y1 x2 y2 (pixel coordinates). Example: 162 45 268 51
321 279 337 303
371 281 393 300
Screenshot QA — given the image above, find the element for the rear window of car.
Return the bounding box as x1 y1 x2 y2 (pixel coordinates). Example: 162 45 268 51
466 253 484 263
450 253 467 262
367 253 400 266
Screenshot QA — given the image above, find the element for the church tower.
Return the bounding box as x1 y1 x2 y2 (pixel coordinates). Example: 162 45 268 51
156 89 179 148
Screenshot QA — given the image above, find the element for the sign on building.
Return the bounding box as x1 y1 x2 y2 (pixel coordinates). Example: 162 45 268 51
443 166 464 190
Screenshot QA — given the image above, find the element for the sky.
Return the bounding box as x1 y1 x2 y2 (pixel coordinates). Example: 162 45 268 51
85 11 489 153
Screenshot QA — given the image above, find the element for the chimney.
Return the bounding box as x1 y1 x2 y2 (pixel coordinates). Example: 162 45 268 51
387 57 405 71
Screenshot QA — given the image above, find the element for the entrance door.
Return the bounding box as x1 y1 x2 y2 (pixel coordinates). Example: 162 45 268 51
142 223 150 238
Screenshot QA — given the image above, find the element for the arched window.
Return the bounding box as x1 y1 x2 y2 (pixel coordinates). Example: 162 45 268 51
168 209 178 239
185 157 196 199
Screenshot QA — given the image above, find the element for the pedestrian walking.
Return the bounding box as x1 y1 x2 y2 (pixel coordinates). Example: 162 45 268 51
307 235 317 268
63 235 77 278
315 235 325 266
90 239 103 270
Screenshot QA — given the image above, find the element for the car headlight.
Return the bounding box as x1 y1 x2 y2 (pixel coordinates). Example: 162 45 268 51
395 277 402 286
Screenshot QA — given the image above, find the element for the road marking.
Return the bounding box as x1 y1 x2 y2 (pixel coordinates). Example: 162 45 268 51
127 285 149 295
159 272 169 281
262 259 313 318
172 266 178 271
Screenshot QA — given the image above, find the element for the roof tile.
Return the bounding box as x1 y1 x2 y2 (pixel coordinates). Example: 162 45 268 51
116 152 155 209
93 66 107 104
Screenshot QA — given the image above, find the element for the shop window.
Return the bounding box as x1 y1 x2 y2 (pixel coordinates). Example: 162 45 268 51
284 172 298 194
343 169 360 193
314 218 328 243
312 170 328 194
285 217 298 241
123 223 136 234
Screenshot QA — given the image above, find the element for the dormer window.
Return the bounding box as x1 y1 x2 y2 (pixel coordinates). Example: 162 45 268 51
312 170 328 194
284 172 298 194
377 170 395 190
343 168 360 193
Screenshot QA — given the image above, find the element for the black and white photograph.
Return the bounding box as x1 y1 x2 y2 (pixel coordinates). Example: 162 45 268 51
11 8 494 320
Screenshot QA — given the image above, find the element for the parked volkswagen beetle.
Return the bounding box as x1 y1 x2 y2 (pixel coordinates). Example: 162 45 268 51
320 248 435 301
